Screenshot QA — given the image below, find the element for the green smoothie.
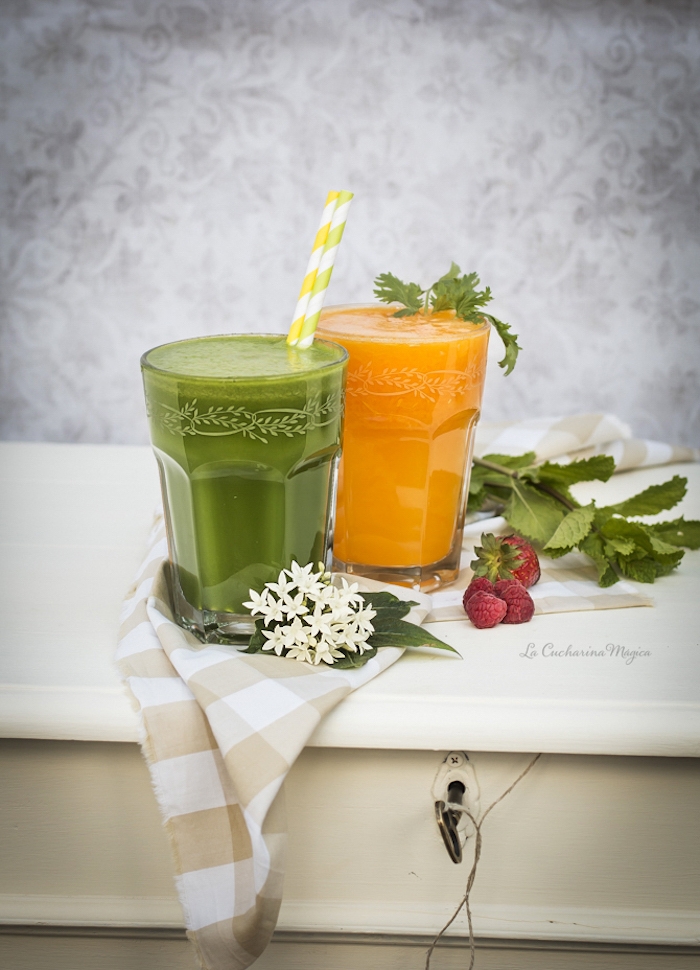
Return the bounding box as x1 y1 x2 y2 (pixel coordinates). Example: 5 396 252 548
141 334 347 636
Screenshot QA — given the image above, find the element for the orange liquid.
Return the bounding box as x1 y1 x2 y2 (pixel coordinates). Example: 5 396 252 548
316 305 489 568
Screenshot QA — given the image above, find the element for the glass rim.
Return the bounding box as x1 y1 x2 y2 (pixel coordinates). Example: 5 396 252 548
140 332 349 383
317 303 491 339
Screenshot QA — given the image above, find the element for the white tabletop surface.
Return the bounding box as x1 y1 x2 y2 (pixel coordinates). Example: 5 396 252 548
1 441 698 756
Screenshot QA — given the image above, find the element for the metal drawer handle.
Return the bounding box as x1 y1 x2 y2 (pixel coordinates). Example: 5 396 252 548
435 780 467 864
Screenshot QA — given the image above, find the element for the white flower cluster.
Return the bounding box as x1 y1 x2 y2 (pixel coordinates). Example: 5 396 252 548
243 561 376 665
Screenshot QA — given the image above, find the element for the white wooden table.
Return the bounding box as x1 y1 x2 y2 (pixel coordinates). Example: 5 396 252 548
1 442 699 970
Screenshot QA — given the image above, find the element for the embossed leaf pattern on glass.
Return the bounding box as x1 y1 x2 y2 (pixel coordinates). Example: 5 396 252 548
159 392 343 441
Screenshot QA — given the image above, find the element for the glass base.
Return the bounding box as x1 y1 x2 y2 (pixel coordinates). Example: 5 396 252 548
333 535 462 594
167 565 255 645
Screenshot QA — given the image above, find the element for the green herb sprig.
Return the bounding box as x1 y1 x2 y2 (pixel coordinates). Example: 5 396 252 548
468 453 700 586
373 262 521 374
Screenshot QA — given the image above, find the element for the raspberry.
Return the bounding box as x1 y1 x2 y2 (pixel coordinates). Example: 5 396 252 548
465 590 508 629
462 577 494 611
499 583 535 624
493 578 523 597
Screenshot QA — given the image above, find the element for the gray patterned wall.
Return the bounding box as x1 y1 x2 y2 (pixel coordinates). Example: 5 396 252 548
1 0 699 446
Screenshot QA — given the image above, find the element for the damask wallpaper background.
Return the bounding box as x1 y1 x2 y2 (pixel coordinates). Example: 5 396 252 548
1 0 698 445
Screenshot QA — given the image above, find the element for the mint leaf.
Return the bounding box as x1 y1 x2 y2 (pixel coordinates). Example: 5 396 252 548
618 558 658 583
537 456 615 487
580 533 619 586
373 272 423 313
604 536 637 557
647 517 700 549
603 475 687 518
481 452 537 470
505 484 565 544
544 504 596 551
469 450 692 588
602 518 684 566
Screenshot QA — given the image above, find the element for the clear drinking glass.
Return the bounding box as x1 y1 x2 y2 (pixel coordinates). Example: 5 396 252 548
141 334 348 642
316 305 490 592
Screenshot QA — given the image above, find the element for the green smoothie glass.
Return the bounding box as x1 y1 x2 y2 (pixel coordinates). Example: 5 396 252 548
141 334 348 642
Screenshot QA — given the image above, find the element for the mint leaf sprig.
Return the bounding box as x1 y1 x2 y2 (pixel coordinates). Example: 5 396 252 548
373 262 521 374
467 453 700 587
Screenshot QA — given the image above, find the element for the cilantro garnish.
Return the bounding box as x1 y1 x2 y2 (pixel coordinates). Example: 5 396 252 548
373 262 521 374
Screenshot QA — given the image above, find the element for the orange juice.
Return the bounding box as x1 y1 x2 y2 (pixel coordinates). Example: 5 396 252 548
316 305 490 590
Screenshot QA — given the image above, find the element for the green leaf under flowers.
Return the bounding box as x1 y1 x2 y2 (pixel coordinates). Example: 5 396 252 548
367 620 458 652
602 475 688 518
332 645 379 669
544 504 596 551
357 591 415 619
241 619 269 653
373 265 520 373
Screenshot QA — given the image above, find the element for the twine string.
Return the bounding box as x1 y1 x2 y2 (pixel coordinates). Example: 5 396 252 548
425 753 542 970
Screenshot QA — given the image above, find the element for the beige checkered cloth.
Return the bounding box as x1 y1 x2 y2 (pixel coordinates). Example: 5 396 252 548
116 412 696 968
474 412 698 469
116 522 429 969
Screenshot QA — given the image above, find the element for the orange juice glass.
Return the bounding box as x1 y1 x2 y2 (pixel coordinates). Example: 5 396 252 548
316 305 490 591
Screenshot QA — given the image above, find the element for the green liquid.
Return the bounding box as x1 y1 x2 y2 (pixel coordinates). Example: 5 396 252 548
142 335 347 616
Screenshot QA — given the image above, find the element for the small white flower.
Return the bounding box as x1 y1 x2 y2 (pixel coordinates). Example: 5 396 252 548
314 583 337 607
243 588 270 617
267 569 298 599
262 596 287 625
304 602 334 640
286 641 316 664
353 604 376 633
313 638 345 665
261 626 287 656
247 561 377 667
338 577 363 601
287 561 326 598
281 590 309 620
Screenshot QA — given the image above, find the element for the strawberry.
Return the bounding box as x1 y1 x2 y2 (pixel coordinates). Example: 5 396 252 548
470 533 541 588
462 577 494 610
500 535 541 588
499 583 535 624
465 590 507 629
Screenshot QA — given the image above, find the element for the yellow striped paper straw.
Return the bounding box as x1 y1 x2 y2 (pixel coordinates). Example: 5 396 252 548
296 190 354 348
287 191 340 346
